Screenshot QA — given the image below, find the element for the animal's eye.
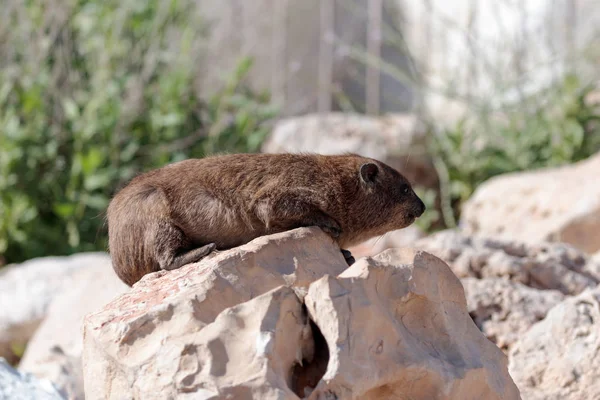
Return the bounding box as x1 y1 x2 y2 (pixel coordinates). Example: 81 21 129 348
402 185 410 195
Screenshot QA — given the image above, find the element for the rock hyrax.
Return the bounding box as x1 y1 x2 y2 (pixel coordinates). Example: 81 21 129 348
107 153 426 286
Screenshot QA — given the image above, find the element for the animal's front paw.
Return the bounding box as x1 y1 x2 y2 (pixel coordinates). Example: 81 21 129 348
341 249 355 266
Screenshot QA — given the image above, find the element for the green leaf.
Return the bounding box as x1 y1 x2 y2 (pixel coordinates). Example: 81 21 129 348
53 203 76 218
81 149 105 175
120 142 139 162
86 194 109 210
84 173 112 191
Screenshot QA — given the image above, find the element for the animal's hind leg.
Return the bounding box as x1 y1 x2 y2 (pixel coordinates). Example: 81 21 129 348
153 220 216 271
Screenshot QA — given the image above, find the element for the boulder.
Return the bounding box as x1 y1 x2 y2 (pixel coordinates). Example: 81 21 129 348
509 286 600 399
82 227 520 399
415 230 600 295
18 260 129 400
0 252 110 364
462 278 564 351
81 228 348 399
0 358 65 400
261 112 438 190
460 151 600 254
304 249 521 400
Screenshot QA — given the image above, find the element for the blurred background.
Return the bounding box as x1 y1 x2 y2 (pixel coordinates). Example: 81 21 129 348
1 1 600 273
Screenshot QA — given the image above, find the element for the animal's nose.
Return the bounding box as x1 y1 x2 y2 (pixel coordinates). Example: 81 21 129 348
415 198 426 217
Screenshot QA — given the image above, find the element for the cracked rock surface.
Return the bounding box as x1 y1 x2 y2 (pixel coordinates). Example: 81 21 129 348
462 277 564 351
509 286 600 400
82 227 520 400
415 229 600 295
304 249 520 400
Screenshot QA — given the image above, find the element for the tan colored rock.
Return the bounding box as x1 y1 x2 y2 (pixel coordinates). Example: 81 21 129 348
86 286 308 400
460 151 600 254
18 260 129 400
0 253 110 364
346 225 424 259
82 227 347 399
304 249 521 400
261 112 438 189
462 278 564 351
509 286 600 399
83 228 520 400
415 230 600 295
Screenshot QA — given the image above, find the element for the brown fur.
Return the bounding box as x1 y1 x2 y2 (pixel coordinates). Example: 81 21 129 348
107 153 425 286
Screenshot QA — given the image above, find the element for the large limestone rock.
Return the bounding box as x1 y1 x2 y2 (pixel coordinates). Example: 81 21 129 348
82 228 348 399
415 229 600 295
82 227 520 400
462 278 564 351
0 253 110 364
261 112 438 190
0 358 65 400
509 286 600 399
460 151 600 254
304 249 521 400
18 260 129 400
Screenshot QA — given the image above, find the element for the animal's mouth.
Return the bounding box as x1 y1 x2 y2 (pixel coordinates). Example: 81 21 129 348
407 211 420 222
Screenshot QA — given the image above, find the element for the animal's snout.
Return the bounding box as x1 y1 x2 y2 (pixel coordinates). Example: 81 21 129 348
413 196 426 218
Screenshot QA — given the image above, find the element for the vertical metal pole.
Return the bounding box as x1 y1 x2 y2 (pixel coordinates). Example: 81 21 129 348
366 0 382 115
272 0 288 107
318 0 334 113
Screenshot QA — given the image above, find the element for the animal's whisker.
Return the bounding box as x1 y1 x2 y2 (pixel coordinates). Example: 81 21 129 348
371 232 388 249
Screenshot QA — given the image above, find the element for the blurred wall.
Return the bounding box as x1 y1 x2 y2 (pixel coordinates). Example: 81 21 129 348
195 0 600 121
195 0 416 116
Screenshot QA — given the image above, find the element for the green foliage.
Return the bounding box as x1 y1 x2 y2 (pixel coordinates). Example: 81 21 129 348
0 0 277 265
425 74 600 229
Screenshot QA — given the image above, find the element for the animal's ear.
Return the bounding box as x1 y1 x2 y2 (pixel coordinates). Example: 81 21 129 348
360 163 379 184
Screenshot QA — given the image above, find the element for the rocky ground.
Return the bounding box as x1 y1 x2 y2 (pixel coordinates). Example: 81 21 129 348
1 117 600 399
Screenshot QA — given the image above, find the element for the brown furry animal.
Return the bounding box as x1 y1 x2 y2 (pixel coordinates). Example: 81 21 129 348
107 153 425 286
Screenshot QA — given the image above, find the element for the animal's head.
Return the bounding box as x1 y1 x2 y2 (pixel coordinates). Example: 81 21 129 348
342 157 425 246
